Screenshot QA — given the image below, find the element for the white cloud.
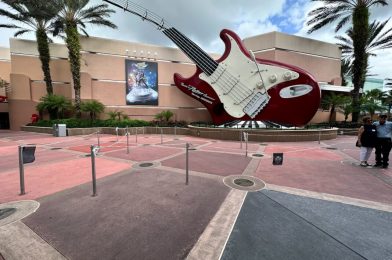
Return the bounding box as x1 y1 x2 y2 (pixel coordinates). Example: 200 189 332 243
0 0 391 79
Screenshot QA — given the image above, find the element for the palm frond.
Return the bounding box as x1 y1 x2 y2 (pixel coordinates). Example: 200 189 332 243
14 29 32 37
0 24 21 29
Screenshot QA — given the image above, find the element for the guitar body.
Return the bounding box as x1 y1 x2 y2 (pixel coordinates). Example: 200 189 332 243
174 29 321 126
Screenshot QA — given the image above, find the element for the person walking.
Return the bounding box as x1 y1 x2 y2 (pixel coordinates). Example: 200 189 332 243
373 114 392 168
357 116 377 166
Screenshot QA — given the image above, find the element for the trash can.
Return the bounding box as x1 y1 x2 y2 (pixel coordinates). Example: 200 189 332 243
57 124 67 137
53 124 66 137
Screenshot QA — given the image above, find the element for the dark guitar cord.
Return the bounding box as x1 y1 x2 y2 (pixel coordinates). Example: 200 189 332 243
249 50 267 95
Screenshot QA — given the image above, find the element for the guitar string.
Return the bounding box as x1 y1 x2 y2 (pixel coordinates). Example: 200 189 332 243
165 28 256 105
111 0 263 114
163 28 248 105
113 0 252 105
113 0 251 105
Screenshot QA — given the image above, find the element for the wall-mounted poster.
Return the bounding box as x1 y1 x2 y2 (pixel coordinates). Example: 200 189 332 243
125 60 158 105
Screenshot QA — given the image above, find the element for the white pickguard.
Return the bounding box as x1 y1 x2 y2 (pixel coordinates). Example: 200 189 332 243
199 34 300 118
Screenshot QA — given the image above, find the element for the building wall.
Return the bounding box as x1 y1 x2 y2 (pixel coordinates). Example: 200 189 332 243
5 31 343 129
0 47 11 113
243 31 341 85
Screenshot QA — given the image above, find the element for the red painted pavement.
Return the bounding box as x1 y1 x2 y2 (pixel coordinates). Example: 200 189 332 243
0 157 131 203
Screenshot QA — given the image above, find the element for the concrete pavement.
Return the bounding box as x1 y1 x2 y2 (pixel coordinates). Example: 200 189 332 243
0 130 391 259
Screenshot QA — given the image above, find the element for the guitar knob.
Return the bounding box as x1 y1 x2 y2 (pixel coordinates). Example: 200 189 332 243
283 71 292 80
256 81 264 89
269 74 277 83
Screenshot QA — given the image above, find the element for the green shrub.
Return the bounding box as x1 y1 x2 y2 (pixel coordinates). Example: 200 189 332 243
30 118 152 128
81 100 105 120
36 94 73 120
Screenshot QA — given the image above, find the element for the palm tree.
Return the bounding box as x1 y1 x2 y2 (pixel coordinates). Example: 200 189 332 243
360 89 385 119
340 58 352 86
321 92 350 123
53 0 117 117
36 94 73 119
81 99 105 120
340 96 353 122
307 0 389 123
336 19 392 60
381 90 392 118
0 0 61 94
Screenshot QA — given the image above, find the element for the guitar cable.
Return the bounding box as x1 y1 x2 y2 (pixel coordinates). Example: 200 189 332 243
249 50 267 95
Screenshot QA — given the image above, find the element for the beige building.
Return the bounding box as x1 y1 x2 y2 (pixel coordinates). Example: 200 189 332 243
0 31 348 130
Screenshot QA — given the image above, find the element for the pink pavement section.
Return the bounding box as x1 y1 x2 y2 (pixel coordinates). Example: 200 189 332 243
0 157 131 203
1 130 392 206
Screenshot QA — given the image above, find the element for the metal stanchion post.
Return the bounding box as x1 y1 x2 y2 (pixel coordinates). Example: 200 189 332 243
186 143 189 185
240 131 243 149
174 126 177 137
318 130 321 144
126 127 129 154
245 132 248 157
97 130 100 147
161 128 163 144
91 145 97 197
115 127 119 142
136 128 138 143
143 126 145 135
18 146 25 195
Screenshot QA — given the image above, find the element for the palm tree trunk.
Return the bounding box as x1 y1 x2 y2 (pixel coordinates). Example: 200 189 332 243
65 22 82 118
351 5 369 122
36 28 53 94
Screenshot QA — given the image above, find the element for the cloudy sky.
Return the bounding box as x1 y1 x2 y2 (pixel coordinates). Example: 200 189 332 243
0 0 391 79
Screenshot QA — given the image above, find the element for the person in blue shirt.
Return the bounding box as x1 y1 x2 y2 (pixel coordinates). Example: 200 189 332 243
373 114 392 168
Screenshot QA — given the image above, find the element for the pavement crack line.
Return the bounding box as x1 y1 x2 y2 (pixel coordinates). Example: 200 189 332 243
261 192 368 260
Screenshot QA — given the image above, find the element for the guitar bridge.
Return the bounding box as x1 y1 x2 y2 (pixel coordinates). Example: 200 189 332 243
243 92 270 118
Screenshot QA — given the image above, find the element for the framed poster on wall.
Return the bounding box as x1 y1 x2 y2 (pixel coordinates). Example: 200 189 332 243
125 60 158 105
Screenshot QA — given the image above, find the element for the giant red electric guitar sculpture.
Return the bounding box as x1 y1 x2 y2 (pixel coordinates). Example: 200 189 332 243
104 0 321 126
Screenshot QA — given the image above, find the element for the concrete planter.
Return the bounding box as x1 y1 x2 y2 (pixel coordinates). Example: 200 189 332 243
21 125 337 142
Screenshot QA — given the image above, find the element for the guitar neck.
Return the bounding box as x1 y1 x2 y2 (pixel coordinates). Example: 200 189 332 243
103 0 218 76
162 28 217 76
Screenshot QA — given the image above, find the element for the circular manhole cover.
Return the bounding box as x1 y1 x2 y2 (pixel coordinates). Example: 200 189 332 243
252 153 264 157
0 208 17 220
260 143 268 146
139 162 153 167
325 147 338 150
223 175 266 191
233 178 254 187
50 147 62 150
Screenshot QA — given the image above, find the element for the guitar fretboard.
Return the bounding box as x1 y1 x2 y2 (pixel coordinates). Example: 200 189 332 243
163 28 218 76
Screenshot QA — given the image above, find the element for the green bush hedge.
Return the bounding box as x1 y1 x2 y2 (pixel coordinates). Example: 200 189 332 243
29 118 152 128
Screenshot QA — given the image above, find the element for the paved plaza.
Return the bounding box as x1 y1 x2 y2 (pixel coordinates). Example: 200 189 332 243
0 130 391 259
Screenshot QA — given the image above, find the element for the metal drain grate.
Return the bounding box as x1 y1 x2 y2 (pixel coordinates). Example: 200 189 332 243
50 147 62 150
325 147 338 150
0 208 16 220
223 175 266 191
234 178 254 187
139 162 153 167
252 153 264 157
259 143 268 146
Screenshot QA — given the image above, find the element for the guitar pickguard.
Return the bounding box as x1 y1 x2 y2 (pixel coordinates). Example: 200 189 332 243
199 34 302 119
